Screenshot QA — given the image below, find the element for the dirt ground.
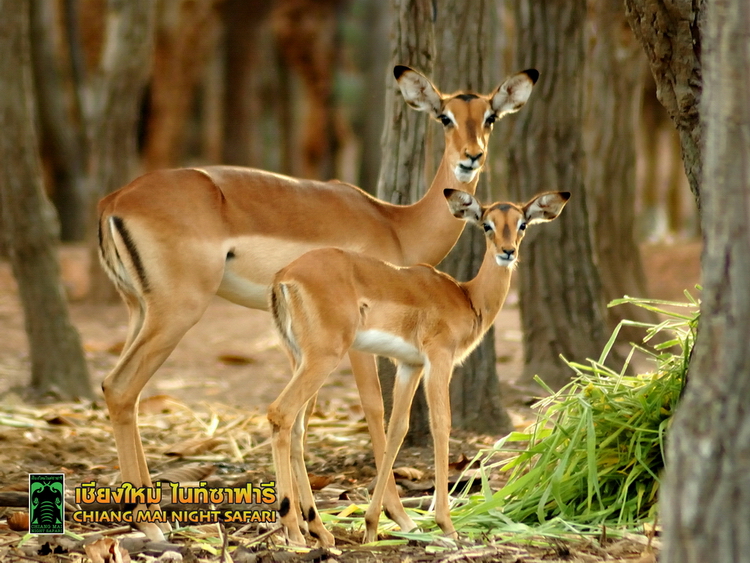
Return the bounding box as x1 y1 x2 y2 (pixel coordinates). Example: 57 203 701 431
0 240 701 562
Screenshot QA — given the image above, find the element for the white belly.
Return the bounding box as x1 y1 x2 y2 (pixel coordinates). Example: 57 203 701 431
217 269 270 309
352 330 424 365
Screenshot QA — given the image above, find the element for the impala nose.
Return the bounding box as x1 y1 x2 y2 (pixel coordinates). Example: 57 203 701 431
466 150 483 163
501 248 515 260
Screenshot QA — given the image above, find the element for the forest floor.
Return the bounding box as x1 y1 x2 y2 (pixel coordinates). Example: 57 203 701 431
0 240 701 562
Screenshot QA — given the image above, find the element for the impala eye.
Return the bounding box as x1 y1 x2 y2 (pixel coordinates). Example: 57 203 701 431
438 114 453 127
518 222 527 231
483 223 493 233
485 114 497 127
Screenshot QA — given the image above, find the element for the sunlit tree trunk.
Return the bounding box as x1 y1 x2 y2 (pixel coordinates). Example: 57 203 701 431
624 0 705 210
662 2 750 561
584 0 658 341
0 0 92 400
508 0 613 390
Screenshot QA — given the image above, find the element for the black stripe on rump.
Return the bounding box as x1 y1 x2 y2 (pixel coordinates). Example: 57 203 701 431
111 216 150 293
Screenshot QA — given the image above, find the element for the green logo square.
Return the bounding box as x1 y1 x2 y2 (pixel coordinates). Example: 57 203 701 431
29 474 65 534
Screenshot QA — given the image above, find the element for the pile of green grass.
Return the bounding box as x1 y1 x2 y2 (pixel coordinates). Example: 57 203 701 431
450 295 698 534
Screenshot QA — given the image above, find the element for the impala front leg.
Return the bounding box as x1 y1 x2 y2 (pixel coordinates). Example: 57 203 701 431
423 354 457 539
364 363 423 543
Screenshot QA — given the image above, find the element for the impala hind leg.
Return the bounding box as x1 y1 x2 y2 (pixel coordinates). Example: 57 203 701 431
289 396 334 543
268 355 341 547
102 293 214 540
364 363 423 543
349 351 417 533
423 354 457 539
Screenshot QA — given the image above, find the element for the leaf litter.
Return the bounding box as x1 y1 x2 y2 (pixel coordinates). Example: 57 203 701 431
0 394 657 563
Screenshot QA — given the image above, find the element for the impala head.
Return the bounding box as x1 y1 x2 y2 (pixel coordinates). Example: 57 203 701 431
395 65 539 184
445 189 570 268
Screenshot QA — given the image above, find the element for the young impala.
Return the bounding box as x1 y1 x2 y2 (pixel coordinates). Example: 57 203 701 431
98 65 538 540
268 189 569 545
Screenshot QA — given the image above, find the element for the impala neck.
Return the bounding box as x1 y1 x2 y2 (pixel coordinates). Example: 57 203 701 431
395 156 481 266
461 246 513 335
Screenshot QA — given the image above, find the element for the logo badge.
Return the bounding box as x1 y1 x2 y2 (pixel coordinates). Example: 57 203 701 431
29 474 65 534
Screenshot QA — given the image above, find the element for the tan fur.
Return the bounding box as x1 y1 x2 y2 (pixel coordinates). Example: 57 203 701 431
268 190 569 545
97 67 537 542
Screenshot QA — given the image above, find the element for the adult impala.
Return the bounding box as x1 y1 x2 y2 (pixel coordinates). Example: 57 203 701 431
98 65 538 540
269 189 570 545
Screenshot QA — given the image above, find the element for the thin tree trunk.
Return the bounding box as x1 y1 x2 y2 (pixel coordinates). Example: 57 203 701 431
624 0 705 210
85 0 155 303
221 0 272 167
29 0 89 242
508 0 613 390
0 0 92 400
433 0 511 436
375 0 435 445
662 2 750 561
584 0 659 341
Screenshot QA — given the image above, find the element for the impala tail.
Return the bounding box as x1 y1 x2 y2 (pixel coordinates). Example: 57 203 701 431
98 214 149 296
270 282 301 363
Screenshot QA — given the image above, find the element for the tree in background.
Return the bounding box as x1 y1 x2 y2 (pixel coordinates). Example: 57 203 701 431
375 0 435 444
431 0 511 435
83 0 155 302
624 0 705 210
0 0 92 400
507 0 613 389
377 0 513 440
583 0 658 341
662 1 750 561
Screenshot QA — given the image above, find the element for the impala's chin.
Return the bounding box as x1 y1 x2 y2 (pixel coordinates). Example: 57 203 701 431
454 163 480 183
495 255 516 268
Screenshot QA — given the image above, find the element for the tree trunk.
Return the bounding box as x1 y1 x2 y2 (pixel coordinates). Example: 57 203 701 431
0 0 92 400
375 0 435 445
142 0 222 170
433 0 511 436
376 0 434 203
29 0 89 242
584 0 659 342
662 2 750 561
508 0 613 390
624 0 705 210
356 0 389 194
85 0 155 303
220 0 272 167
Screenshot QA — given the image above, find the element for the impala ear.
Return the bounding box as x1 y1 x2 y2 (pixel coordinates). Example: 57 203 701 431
444 189 483 223
523 191 570 225
490 69 539 117
395 65 443 117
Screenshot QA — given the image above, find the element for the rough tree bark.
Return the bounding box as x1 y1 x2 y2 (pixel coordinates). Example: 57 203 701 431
375 0 435 445
85 0 155 303
432 0 511 435
662 2 750 561
584 0 659 341
0 0 92 400
624 0 705 210
376 0 434 204
508 0 613 390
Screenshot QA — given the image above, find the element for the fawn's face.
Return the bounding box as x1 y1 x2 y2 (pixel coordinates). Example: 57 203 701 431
445 189 572 267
